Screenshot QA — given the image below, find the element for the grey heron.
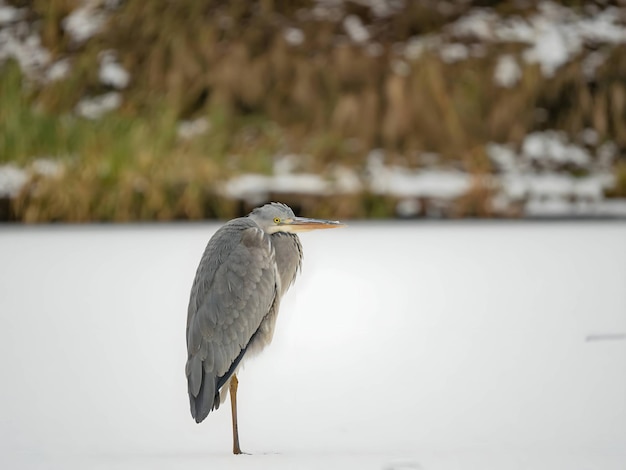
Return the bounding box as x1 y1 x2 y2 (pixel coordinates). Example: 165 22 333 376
185 202 345 454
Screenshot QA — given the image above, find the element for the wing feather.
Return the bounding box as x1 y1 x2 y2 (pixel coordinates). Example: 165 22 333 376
186 218 277 423
188 355 202 397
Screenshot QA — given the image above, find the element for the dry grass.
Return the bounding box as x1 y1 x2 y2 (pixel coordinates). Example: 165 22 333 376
3 0 625 221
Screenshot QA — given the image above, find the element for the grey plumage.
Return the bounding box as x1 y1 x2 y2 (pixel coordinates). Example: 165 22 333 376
186 217 284 422
185 202 344 451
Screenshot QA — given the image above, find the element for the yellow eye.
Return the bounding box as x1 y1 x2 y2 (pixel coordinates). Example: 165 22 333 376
273 217 281 224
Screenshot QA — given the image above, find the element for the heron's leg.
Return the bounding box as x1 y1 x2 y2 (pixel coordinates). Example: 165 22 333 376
230 374 242 455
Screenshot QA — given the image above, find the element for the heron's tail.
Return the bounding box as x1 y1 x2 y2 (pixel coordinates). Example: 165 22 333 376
186 356 220 423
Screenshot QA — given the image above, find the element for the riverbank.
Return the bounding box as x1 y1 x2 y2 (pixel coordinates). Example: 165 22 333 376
1 1 625 221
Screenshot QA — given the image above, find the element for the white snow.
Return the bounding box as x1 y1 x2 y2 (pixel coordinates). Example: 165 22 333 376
222 174 332 205
273 154 299 175
98 51 130 89
486 143 518 172
396 198 421 217
485 131 621 216
368 166 471 200
0 223 624 469
391 59 411 76
355 0 402 19
0 19 51 78
596 200 626 217
0 1 23 25
0 160 63 198
222 156 362 204
177 117 210 140
331 165 362 193
521 19 573 77
498 172 614 204
62 0 108 45
1 0 127 88
597 142 618 168
581 50 607 80
31 158 64 178
576 6 626 43
438 43 468 64
0 164 28 197
45 58 72 82
343 14 370 43
493 54 521 88
314 0 402 20
526 198 626 218
218 140 624 218
450 1 626 78
75 92 122 119
404 36 440 61
579 128 599 147
284 27 305 46
365 41 384 57
450 9 498 41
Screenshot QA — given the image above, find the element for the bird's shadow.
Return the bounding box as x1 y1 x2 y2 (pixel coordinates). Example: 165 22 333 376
236 450 282 456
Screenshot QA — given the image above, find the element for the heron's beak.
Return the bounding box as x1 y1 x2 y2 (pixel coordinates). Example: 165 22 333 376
284 217 346 232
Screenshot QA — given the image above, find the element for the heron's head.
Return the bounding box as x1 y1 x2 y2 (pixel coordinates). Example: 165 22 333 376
249 202 345 234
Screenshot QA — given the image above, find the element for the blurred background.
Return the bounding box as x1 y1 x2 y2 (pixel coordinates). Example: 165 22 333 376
1 0 626 223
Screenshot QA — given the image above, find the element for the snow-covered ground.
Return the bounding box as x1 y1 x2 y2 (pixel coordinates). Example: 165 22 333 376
0 222 625 470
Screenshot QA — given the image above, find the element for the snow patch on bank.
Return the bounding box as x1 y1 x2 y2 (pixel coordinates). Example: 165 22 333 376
0 164 28 197
220 131 625 218
451 2 626 79
0 0 127 112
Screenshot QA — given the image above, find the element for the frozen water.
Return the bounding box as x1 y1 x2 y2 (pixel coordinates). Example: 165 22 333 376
0 222 625 470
